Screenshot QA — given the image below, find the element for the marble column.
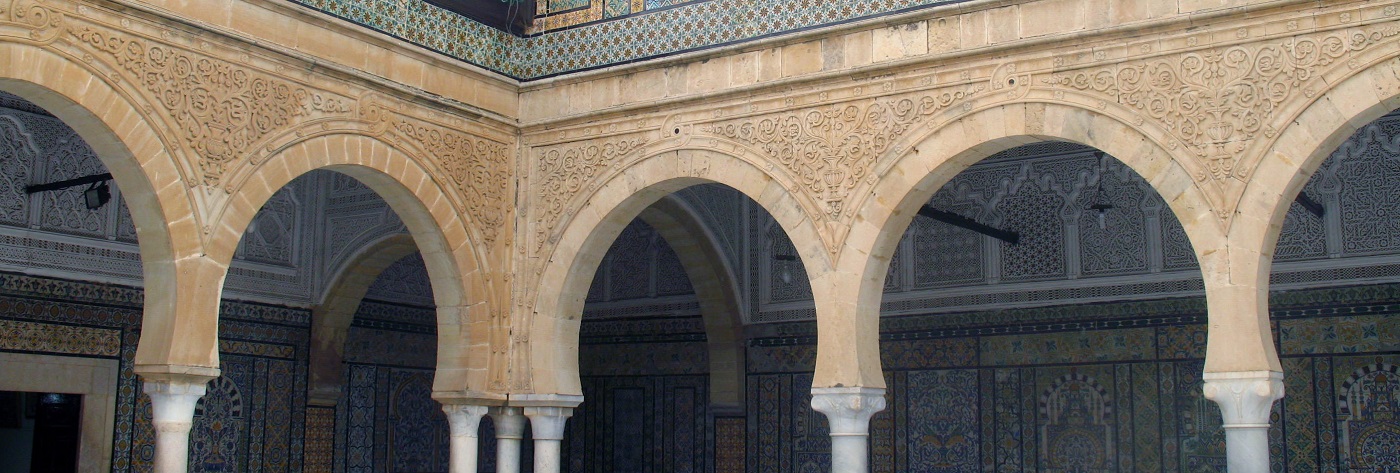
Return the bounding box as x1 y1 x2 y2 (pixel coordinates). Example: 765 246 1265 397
525 406 574 473
444 404 489 473
810 387 886 473
490 406 528 473
143 375 215 473
1203 371 1284 473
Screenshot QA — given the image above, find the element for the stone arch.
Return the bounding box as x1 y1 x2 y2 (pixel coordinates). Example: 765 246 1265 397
1232 55 1400 373
529 148 825 396
0 42 210 376
308 233 420 405
840 102 1220 385
636 196 747 411
211 133 489 394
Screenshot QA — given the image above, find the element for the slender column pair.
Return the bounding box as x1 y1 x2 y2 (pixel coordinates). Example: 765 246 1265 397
443 395 582 473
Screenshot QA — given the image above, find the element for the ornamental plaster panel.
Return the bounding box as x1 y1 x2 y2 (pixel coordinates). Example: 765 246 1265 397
2 0 515 259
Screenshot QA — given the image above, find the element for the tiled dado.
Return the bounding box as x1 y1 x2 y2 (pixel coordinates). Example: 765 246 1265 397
0 319 120 357
286 0 973 79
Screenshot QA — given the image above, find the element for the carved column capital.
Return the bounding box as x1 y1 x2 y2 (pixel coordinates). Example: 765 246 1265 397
524 406 575 441
810 387 887 436
442 404 490 438
489 406 527 439
1203 371 1284 428
142 375 214 426
1202 370 1284 473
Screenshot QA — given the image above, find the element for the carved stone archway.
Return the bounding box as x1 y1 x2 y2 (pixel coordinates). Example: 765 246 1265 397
525 147 826 397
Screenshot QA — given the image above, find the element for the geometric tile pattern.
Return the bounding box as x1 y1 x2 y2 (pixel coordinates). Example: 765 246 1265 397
287 0 975 79
305 407 336 473
714 417 746 473
0 318 119 356
738 283 1400 473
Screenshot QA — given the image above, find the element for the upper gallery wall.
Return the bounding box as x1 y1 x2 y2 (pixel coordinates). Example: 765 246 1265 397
287 0 978 80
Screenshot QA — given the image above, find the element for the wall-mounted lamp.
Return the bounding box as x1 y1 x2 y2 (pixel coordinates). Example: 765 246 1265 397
772 239 798 284
1086 152 1115 230
26 172 114 210
83 180 111 210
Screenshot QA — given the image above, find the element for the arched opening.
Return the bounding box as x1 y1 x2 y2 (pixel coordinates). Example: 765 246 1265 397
0 79 181 472
526 148 824 472
861 140 1214 470
1259 107 1400 470
565 187 753 472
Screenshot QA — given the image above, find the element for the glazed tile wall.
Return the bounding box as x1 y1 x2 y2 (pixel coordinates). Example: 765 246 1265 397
742 283 1400 472
286 0 973 79
564 318 711 472
335 300 447 472
0 272 311 473
0 270 460 473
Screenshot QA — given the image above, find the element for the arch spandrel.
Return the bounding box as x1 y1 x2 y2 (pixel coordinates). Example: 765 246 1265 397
523 146 826 396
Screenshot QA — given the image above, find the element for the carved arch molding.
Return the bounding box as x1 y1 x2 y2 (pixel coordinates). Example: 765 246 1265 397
0 0 514 252
526 6 1400 265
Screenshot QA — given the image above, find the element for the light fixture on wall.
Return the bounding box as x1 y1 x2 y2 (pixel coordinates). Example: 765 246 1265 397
25 172 114 211
772 238 798 284
83 180 110 210
1086 152 1115 230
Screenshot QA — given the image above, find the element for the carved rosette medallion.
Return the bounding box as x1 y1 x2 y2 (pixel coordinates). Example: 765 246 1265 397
531 136 650 255
1044 29 1400 185
69 26 354 187
698 88 982 224
2 0 64 42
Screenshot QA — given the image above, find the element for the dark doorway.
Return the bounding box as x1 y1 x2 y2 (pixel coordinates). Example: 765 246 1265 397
0 392 81 473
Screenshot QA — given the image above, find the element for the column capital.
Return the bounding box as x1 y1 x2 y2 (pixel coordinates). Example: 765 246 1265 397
524 406 575 440
1203 371 1284 428
490 406 528 439
142 375 215 425
442 404 490 438
810 387 886 436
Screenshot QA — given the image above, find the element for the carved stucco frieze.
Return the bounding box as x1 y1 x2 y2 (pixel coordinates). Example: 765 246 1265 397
1043 28 1400 186
70 26 355 187
697 89 982 223
386 114 512 246
531 135 650 256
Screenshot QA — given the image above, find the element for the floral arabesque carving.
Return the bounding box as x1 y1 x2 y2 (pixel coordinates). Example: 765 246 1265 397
391 118 512 245
698 88 981 221
71 27 352 186
532 136 650 254
1045 29 1399 182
